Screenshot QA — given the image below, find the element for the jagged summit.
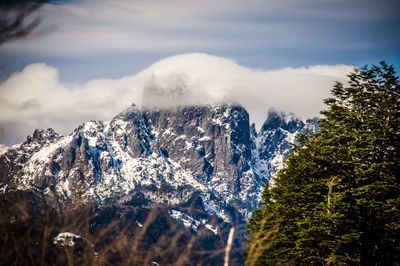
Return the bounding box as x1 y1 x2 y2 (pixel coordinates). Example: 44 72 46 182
260 109 303 132
0 102 318 265
0 103 317 223
25 128 61 145
254 109 318 185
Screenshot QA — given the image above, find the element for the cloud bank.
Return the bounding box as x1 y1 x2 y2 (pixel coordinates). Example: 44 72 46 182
0 0 398 83
3 0 398 57
0 53 353 145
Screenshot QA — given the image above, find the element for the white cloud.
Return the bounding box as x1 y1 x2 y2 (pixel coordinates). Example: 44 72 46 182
0 53 353 145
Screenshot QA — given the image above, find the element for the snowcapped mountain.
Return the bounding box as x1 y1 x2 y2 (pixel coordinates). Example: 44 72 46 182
0 102 317 265
0 103 316 219
254 110 318 186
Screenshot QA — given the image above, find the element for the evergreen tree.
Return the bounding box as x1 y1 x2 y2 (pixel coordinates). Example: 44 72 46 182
247 62 400 266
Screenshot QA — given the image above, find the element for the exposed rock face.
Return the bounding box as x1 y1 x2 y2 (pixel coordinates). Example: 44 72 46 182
0 103 318 265
0 128 61 186
255 110 319 183
143 104 256 214
0 104 318 218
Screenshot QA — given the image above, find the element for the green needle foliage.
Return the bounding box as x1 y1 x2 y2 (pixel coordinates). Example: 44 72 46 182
247 62 400 266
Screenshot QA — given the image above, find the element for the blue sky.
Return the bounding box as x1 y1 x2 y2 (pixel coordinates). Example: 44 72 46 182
0 0 399 145
1 0 399 82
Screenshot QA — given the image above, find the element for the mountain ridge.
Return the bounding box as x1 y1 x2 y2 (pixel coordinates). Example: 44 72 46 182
0 102 318 265
0 103 317 218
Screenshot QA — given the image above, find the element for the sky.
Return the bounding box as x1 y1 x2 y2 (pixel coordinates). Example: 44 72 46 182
0 0 399 145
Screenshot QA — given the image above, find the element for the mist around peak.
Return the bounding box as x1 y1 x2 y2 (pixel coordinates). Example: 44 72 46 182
0 53 353 145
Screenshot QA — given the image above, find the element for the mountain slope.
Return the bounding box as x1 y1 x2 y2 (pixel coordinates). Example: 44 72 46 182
0 103 317 265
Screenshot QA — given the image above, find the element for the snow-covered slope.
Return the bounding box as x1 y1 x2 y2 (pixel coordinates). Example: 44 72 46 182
0 144 8 156
0 103 317 222
254 110 318 186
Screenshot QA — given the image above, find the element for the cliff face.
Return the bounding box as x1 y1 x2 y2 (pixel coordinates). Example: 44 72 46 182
0 103 318 218
0 103 317 265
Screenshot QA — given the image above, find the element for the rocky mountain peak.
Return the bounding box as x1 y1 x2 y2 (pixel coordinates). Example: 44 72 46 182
253 109 319 185
25 128 61 146
260 109 304 133
0 102 318 224
0 101 320 265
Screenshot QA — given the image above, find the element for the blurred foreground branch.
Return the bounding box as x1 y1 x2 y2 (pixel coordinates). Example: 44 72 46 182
0 0 50 45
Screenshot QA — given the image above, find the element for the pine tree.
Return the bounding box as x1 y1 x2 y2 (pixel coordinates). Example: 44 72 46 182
246 62 400 266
